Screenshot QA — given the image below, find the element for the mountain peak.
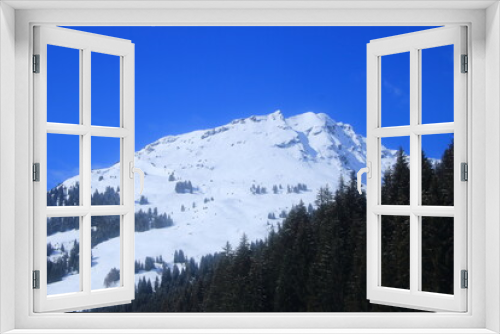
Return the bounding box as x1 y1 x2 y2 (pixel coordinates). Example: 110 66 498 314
269 109 284 120
233 110 285 124
286 111 334 132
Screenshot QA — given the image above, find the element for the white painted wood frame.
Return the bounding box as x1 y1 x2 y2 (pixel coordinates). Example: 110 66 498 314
2 3 492 333
366 26 467 312
32 26 135 312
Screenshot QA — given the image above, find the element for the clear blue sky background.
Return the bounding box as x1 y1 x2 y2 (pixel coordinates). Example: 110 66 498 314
47 26 454 189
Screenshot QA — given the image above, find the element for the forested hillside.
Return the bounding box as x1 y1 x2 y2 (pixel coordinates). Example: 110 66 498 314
47 185 173 285
88 141 454 312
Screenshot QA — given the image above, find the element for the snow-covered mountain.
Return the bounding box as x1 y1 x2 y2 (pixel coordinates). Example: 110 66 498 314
48 111 400 294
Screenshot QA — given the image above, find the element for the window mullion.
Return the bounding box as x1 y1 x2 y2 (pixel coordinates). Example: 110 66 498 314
83 48 91 208
82 47 92 294
79 40 83 297
46 123 88 135
45 205 128 217
409 47 420 294
373 123 455 138
82 214 91 293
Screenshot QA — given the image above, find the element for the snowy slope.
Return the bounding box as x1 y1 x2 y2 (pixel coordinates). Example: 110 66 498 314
48 111 399 294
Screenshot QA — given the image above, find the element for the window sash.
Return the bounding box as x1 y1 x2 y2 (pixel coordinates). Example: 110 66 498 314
366 26 468 312
33 26 136 313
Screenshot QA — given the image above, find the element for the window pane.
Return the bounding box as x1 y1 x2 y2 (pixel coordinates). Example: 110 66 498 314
47 217 80 295
381 52 410 127
381 136 410 205
91 52 120 127
381 215 410 290
47 133 80 206
91 216 121 290
421 217 454 295
421 45 454 124
421 133 454 206
47 45 80 124
91 136 121 205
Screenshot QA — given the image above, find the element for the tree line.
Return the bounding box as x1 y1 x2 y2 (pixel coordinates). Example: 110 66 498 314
47 240 79 284
47 185 174 238
47 185 174 285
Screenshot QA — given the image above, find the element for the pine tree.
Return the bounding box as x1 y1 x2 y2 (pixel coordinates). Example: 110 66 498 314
222 241 233 257
135 260 144 273
154 276 160 292
103 268 120 288
178 250 186 263
174 250 179 263
434 141 454 206
145 256 155 271
387 147 410 205
421 151 435 205
139 195 149 205
68 240 79 273
315 185 333 206
47 242 53 256
274 202 312 311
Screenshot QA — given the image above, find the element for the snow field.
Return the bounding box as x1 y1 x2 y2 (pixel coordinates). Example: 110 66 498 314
48 111 400 295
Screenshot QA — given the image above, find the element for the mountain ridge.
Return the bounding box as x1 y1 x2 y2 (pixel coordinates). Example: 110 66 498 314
58 109 401 262
47 111 400 293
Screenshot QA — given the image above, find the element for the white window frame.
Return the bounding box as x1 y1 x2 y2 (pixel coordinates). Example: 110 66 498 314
33 26 136 312
366 26 467 312
0 1 498 333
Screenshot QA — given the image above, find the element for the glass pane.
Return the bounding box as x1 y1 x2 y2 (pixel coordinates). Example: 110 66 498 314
47 45 80 124
91 216 121 290
91 136 121 205
47 217 80 295
421 217 454 294
47 133 80 206
421 45 454 124
381 136 410 205
91 52 120 127
381 215 410 290
421 133 454 206
381 52 410 127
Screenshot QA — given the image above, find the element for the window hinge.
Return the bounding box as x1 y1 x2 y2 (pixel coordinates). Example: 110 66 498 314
33 54 40 73
461 54 468 73
461 162 468 181
33 270 40 289
461 270 468 289
33 163 40 182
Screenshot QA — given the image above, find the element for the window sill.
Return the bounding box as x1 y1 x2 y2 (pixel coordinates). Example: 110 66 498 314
3 330 498 334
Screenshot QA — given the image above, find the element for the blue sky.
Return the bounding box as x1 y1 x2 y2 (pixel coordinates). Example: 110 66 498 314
47 26 454 189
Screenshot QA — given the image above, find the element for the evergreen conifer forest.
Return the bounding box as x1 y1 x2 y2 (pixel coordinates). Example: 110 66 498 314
81 142 454 313
46 141 453 311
